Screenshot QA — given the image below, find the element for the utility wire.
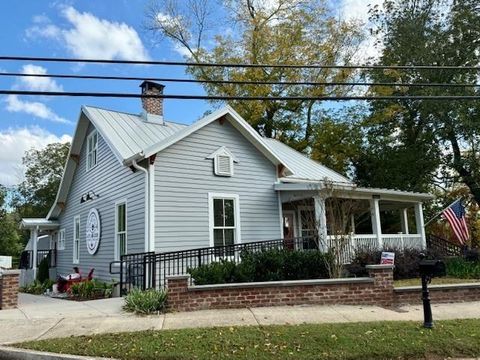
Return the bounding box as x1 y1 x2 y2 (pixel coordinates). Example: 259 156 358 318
2 90 480 101
1 72 479 88
1 55 480 70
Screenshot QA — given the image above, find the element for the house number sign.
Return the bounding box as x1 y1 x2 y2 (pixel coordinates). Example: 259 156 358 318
86 208 101 255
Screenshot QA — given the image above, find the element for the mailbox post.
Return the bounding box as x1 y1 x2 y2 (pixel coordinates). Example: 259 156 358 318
418 254 446 328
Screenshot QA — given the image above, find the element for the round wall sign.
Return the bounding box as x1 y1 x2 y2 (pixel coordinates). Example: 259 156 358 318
86 208 101 255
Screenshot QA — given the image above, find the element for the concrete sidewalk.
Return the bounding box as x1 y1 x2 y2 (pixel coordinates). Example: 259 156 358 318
1 294 480 345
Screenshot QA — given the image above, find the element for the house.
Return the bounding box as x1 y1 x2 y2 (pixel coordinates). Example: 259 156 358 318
20 81 433 285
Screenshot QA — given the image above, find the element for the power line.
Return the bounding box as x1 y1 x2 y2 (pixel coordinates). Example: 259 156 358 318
1 55 480 70
2 89 480 101
1 72 479 88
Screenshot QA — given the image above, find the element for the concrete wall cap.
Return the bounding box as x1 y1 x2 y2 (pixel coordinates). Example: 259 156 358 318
188 277 374 291
365 264 395 270
0 269 21 276
166 275 191 281
394 282 480 292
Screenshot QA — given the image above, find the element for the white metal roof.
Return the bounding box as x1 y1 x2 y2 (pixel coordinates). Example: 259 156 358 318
83 106 187 163
20 218 60 229
263 138 353 184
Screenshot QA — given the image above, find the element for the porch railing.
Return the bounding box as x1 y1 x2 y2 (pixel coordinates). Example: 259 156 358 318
36 249 56 268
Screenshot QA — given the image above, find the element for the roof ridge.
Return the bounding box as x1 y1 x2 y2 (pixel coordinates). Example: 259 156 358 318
83 105 188 127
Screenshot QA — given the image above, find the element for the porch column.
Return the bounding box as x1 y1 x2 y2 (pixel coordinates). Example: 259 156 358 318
31 227 38 279
370 198 383 248
400 208 409 234
313 195 328 252
414 202 427 249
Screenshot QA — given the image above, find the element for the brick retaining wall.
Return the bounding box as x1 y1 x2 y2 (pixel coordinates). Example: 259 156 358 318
0 270 20 310
166 265 394 312
166 265 480 312
394 283 480 305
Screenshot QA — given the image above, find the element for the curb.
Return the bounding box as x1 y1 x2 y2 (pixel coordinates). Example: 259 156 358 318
0 346 114 360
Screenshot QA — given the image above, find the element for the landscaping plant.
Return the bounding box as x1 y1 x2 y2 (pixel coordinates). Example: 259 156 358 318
123 288 168 315
68 280 114 300
188 249 331 285
36 257 50 284
347 247 445 280
20 279 55 295
445 257 480 279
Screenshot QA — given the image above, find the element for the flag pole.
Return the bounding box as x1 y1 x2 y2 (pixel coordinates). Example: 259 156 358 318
424 198 461 227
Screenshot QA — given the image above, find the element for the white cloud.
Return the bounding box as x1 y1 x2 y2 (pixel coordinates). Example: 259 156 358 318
5 95 71 124
26 7 150 61
19 64 63 92
0 127 71 186
340 0 383 23
340 0 384 61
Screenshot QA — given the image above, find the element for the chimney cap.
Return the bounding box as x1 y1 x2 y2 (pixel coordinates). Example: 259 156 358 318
140 81 165 92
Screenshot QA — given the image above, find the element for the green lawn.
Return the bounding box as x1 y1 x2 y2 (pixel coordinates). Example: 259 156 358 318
394 277 480 287
16 320 480 360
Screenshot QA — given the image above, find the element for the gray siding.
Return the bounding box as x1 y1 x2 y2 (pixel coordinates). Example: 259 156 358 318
56 123 146 281
154 119 281 251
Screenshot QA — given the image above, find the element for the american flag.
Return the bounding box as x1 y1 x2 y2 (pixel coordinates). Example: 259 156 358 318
442 199 470 245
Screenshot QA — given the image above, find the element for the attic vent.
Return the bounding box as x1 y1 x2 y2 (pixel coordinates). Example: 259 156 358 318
216 154 232 176
206 146 238 177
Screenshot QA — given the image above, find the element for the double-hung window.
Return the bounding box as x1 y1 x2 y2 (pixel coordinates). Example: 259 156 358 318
58 229 65 250
209 194 240 251
115 201 127 260
73 216 80 264
86 130 98 171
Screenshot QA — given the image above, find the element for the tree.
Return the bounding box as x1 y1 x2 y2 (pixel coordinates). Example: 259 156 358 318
359 0 480 203
12 142 70 219
0 185 21 256
310 107 365 176
146 0 364 150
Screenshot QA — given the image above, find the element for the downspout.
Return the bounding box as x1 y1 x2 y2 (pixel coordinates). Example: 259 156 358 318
132 160 149 252
148 160 155 252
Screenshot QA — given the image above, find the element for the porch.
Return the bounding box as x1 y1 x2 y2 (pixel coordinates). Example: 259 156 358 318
19 219 59 286
277 182 434 253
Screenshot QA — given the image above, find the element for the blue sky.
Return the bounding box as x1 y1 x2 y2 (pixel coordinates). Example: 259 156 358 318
0 0 378 186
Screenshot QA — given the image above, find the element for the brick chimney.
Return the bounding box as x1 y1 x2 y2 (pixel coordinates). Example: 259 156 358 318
140 81 165 123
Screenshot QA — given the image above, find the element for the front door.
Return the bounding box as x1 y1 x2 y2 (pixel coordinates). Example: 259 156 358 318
283 211 296 249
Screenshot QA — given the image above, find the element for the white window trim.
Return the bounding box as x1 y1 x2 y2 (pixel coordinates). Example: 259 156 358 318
73 216 80 264
86 130 98 172
114 199 128 261
208 193 241 247
58 229 65 251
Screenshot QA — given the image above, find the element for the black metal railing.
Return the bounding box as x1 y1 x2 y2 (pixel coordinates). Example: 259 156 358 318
37 249 57 268
19 250 32 269
110 237 324 294
426 234 463 256
110 251 155 294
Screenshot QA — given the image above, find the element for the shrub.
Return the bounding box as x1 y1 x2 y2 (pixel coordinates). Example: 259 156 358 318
188 249 331 285
37 257 50 283
445 257 480 279
123 288 168 315
347 247 444 280
20 279 54 294
68 280 114 300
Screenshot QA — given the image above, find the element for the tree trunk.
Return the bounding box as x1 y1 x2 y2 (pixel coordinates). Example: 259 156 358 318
449 130 480 205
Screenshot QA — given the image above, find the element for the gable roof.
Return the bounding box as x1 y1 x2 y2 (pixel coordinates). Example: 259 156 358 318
263 138 353 184
47 105 293 219
82 106 187 164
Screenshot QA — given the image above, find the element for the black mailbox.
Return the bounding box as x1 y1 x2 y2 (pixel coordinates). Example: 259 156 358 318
419 259 446 279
